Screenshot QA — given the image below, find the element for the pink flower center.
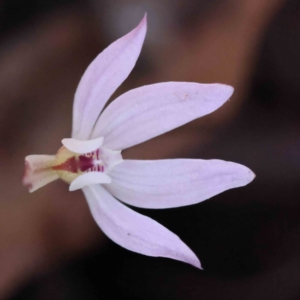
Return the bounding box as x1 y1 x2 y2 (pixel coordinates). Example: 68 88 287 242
52 147 105 183
53 150 104 173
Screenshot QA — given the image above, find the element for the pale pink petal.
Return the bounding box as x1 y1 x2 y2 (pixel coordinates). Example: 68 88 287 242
22 155 59 193
62 137 104 154
72 15 147 140
106 159 255 209
83 185 201 268
92 83 233 150
69 172 111 191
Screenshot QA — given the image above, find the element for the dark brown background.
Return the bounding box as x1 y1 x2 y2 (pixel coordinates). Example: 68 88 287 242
0 0 299 299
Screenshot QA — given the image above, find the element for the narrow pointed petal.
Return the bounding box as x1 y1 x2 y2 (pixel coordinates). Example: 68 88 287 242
83 185 201 268
92 83 233 150
22 155 59 193
62 137 104 154
69 172 111 191
72 15 147 140
106 159 255 209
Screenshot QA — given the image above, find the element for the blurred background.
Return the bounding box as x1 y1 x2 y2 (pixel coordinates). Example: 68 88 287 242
0 0 299 299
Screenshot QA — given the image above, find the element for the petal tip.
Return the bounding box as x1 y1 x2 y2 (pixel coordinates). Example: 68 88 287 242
143 12 147 24
69 183 77 192
239 165 256 186
187 252 202 269
248 169 256 182
217 84 234 100
191 257 202 269
225 84 234 98
140 13 147 27
133 13 147 37
206 83 234 105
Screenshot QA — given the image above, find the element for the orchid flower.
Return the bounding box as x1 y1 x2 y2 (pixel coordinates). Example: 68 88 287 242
22 15 255 269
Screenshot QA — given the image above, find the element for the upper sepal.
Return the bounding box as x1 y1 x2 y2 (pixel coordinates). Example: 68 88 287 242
72 14 147 140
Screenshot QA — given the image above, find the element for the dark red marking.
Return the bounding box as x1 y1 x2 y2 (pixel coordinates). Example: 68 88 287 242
78 155 94 172
52 154 103 173
53 157 78 173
